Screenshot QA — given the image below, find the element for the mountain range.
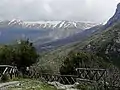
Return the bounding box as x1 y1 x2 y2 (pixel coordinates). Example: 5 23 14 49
1 19 95 29
0 20 96 44
36 25 103 51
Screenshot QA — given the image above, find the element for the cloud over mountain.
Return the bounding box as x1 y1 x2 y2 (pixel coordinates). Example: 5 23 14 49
0 0 120 23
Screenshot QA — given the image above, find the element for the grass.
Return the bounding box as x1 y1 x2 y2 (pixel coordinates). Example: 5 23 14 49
7 79 57 90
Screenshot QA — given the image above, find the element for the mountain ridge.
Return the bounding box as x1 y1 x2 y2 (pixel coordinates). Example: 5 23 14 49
0 19 97 30
0 19 97 45
105 3 120 27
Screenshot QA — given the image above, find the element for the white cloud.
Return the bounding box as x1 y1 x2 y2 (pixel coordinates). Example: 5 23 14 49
43 3 52 13
0 0 120 23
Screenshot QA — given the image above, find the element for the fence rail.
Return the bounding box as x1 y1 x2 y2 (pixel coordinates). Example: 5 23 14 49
29 68 120 90
0 65 120 90
0 65 18 79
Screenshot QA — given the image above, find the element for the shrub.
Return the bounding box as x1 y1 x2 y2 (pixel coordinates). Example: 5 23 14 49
0 39 39 75
60 51 107 75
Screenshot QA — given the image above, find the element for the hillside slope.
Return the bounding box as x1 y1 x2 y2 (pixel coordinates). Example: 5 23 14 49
36 3 120 73
36 22 120 73
36 25 103 52
83 23 120 67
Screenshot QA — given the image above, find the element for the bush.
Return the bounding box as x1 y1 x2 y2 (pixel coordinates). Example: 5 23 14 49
60 51 107 75
0 39 39 75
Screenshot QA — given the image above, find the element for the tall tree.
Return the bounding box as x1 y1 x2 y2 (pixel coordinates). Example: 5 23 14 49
0 39 39 74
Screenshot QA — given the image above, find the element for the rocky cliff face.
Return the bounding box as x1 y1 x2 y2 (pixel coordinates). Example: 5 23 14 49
106 3 120 27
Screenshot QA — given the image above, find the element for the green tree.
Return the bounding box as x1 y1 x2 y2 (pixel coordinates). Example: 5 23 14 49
0 39 39 74
13 40 39 69
60 51 107 75
0 45 13 65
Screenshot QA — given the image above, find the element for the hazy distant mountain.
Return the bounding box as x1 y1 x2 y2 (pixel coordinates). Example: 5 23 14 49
0 20 96 44
36 25 103 51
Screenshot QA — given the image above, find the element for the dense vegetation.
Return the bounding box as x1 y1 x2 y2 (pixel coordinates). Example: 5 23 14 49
60 51 108 75
0 39 39 74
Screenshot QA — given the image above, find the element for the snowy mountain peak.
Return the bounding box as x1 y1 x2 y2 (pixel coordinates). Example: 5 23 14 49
8 19 23 26
1 19 97 30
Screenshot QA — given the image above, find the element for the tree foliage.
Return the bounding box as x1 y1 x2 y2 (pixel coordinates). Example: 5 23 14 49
60 51 107 75
0 40 39 72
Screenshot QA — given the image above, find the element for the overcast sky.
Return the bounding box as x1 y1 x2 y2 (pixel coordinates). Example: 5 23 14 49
0 0 120 23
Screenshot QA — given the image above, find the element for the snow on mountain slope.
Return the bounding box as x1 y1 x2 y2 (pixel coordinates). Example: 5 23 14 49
0 19 97 30
0 19 98 44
